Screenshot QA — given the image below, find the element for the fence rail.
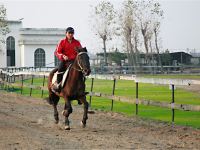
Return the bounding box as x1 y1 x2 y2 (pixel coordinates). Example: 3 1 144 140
88 92 200 111
1 65 200 74
1 69 200 85
0 70 200 125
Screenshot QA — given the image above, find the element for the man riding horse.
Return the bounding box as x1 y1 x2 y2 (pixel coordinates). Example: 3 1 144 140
48 27 91 130
53 27 82 92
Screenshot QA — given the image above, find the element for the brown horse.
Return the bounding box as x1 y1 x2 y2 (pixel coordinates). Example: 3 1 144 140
47 47 91 130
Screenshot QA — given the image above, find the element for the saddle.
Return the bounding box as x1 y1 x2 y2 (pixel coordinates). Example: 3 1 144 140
52 64 72 89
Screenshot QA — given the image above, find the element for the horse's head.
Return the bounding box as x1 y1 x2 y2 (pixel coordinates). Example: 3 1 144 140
75 47 91 76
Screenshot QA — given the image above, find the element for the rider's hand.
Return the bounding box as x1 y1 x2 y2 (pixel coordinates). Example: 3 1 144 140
63 55 68 61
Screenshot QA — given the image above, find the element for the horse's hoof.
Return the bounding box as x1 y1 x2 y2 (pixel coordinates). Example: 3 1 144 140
81 121 86 128
62 110 66 116
65 125 70 130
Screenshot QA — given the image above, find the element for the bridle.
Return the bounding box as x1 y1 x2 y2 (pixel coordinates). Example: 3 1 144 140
72 52 88 75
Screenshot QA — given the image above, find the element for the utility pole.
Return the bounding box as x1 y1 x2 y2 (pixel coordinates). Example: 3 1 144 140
103 47 107 66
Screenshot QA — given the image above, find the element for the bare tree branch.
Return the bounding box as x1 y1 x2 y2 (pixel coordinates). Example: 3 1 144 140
0 5 9 52
90 1 116 66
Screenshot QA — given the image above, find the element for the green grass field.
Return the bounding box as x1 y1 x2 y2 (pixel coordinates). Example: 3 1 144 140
3 75 200 129
140 74 200 79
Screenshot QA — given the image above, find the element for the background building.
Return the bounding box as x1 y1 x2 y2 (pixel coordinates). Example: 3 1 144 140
0 20 65 68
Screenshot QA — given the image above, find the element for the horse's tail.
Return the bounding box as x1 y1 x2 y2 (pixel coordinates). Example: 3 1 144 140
47 68 60 105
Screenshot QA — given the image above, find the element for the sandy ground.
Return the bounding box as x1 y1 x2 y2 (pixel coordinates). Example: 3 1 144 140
0 91 199 150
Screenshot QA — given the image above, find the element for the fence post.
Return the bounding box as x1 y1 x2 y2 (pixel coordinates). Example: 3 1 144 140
8 75 12 92
41 75 46 98
171 84 175 125
13 75 16 83
30 75 34 96
7 75 10 92
21 74 24 95
2 73 5 89
11 75 14 92
5 74 8 91
111 78 116 111
89 78 94 106
136 82 139 115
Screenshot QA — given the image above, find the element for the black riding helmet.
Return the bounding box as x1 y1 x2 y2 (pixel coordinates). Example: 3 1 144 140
66 27 74 33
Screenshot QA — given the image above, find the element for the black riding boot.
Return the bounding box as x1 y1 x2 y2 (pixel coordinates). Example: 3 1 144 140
53 72 63 92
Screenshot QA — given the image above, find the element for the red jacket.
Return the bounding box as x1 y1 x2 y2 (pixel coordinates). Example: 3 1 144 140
55 38 82 61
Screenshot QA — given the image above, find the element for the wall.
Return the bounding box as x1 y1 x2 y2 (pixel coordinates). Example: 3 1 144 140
19 28 64 67
0 21 65 68
0 39 6 68
0 20 22 68
22 44 56 67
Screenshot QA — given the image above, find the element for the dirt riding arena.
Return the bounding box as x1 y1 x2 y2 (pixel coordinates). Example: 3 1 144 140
0 91 199 149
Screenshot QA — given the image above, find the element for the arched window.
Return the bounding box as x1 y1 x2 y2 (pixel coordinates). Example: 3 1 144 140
6 36 15 66
34 48 45 67
54 55 60 66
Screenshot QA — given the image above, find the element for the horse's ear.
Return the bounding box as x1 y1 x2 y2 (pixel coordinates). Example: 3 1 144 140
83 47 87 52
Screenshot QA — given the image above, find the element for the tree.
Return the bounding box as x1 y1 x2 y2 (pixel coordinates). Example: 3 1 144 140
152 2 164 72
118 0 140 73
135 0 153 65
90 1 116 66
0 5 9 52
134 0 163 73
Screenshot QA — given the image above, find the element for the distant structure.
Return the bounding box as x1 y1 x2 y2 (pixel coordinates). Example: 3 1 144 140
190 53 200 65
0 20 65 68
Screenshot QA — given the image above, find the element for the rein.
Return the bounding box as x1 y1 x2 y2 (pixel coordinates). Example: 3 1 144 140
71 52 88 74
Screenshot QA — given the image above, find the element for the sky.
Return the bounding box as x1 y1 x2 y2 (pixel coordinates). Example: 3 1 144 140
1 0 200 54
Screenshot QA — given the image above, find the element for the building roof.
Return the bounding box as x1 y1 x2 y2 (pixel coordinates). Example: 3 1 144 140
19 28 65 35
7 20 22 24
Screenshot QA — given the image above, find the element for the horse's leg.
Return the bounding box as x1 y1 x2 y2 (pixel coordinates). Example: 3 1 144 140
50 94 60 124
62 99 73 130
79 96 89 128
53 104 59 124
